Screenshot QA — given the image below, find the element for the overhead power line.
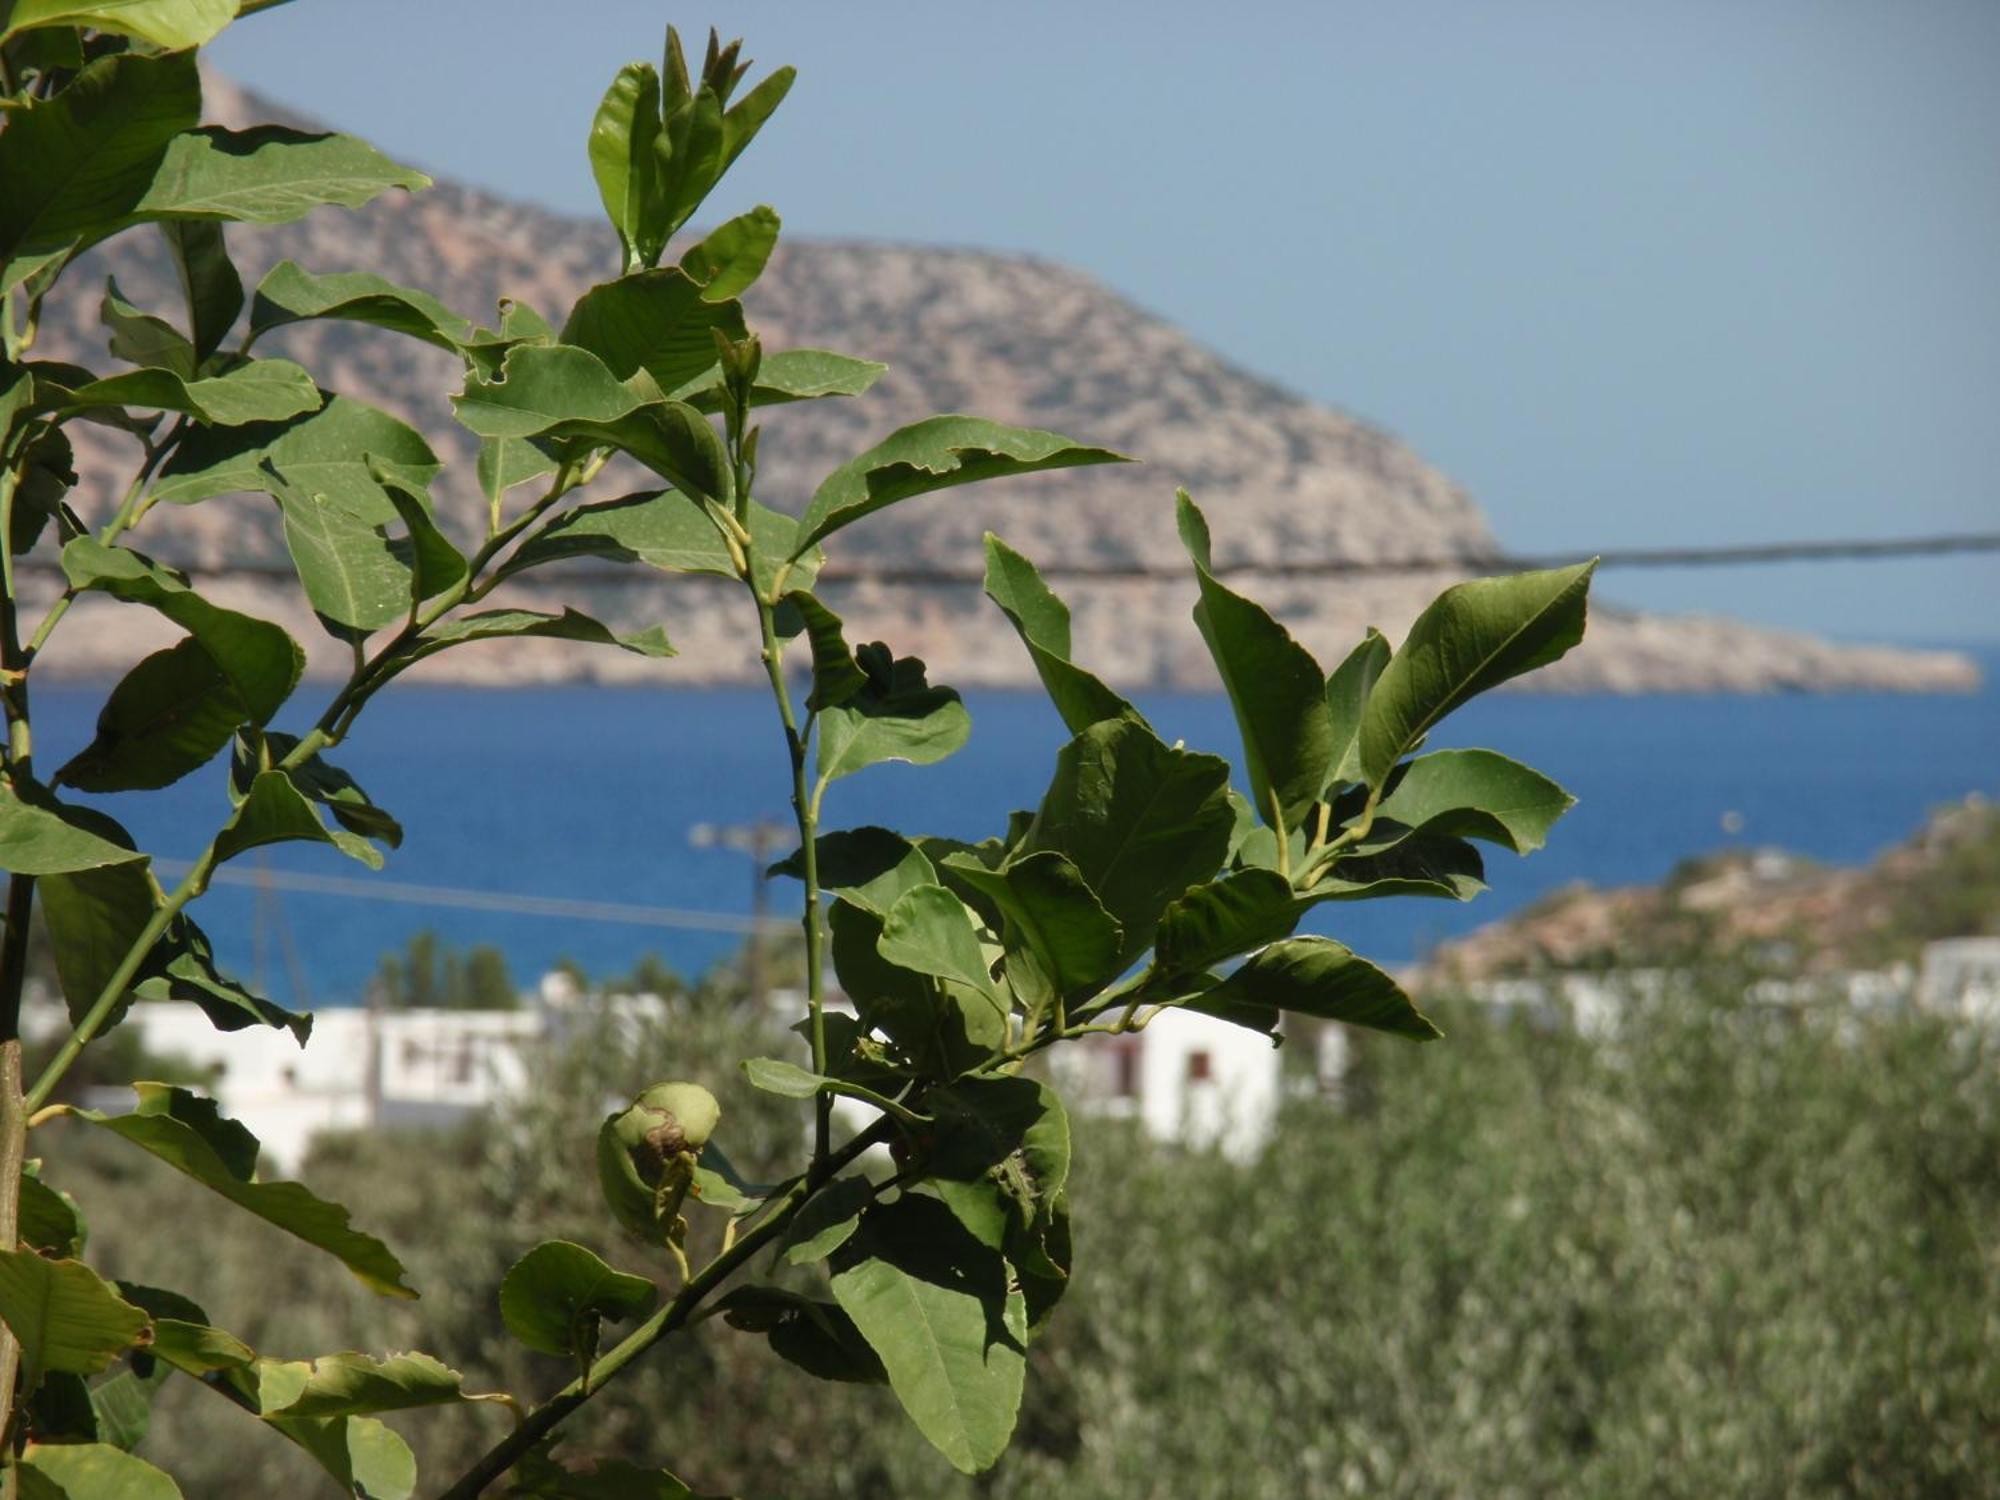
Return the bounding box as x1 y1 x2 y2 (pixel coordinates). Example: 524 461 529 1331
157 859 794 935
820 531 2000 584
20 531 2000 588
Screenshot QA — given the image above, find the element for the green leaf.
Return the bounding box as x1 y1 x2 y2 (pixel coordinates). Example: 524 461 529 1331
786 591 867 710
19 1443 182 1500
72 1084 415 1297
561 268 748 394
57 638 249 793
0 50 199 293
412 608 673 661
186 1352 417 1496
271 1351 469 1419
1357 562 1595 788
1299 833 1487 905
499 488 814 599
0 1251 149 1381
588 61 665 268
159 219 240 362
678 204 780 300
271 482 411 637
240 730 402 855
939 851 1123 1008
1204 936 1441 1040
718 1286 886 1387
929 1075 1071 1217
1 0 233 49
981 533 1141 736
62 358 321 426
263 1415 415 1500
88 1367 155 1450
58 538 303 720
214 767 384 869
0 783 144 876
19 1174 86 1258
153 395 442 515
740 1057 823 1099
249 260 473 351
499 1241 657 1362
1176 491 1333 830
1019 719 1234 965
674 347 887 415
476 435 557 503
781 1176 872 1266
97 1293 234 1445
7 425 75 558
451 342 642 436
1155 868 1301 977
1325 628 1390 788
828 900 955 1063
831 1196 1026 1474
815 644 970 785
146 1321 254 1378
769 826 937 918
100 277 194 378
877 885 1001 1007
131 125 430 223
654 69 726 244
139 913 314 1042
370 459 467 604
717 59 795 181
38 861 153 1032
452 346 731 501
797 415 1127 552
1362 747 1575 855
1015 1188 1073 1334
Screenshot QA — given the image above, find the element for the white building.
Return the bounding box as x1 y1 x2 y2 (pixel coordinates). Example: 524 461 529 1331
88 972 667 1171
1051 1008 1294 1164
1918 938 2000 1023
66 937 1997 1174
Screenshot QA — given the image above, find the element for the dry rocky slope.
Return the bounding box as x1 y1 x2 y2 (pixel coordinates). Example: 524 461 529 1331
29 76 1979 693
1420 796 1999 982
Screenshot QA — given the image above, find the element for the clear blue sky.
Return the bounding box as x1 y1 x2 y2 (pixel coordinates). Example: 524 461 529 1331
212 0 2000 646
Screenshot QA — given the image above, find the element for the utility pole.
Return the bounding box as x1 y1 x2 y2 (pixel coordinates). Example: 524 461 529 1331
688 819 787 1012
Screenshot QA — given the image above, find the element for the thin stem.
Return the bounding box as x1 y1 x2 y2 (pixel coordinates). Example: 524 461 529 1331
1268 786 1292 883
24 855 213 1114
0 440 35 1473
754 592 830 1161
24 422 182 667
820 1078 929 1129
1307 799 1332 857
1296 787 1382 889
435 1121 890 1500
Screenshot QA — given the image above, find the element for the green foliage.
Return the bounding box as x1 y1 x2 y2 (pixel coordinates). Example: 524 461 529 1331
375 931 518 1011
36 971 1996 1499
0 9 1595 1494
498 1242 656 1366
0 1252 147 1382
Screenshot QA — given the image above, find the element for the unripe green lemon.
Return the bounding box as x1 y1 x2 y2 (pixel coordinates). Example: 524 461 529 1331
631 1082 720 1153
595 1081 720 1242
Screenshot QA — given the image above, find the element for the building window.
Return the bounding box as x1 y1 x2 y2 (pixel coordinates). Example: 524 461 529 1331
1113 1043 1140 1098
1186 1050 1212 1083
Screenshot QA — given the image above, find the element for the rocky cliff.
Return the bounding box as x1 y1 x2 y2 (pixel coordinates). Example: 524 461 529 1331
25 75 1980 694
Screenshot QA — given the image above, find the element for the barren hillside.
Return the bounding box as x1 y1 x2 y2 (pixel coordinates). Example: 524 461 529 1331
27 75 1978 695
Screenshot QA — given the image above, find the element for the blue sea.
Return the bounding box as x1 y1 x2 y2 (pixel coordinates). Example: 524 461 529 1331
31 649 2000 1005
